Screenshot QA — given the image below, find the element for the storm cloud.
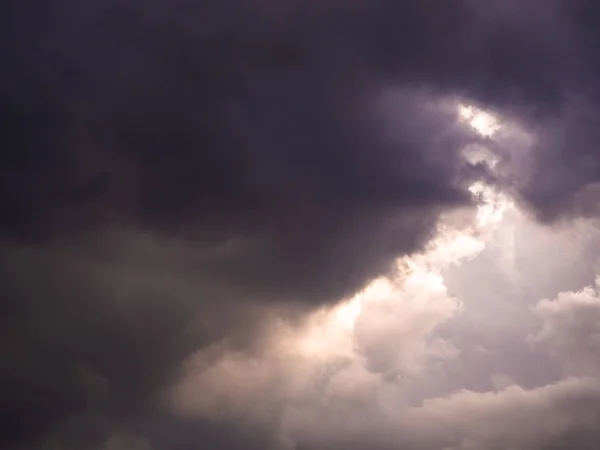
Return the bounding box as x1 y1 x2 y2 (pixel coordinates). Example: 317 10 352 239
3 0 600 449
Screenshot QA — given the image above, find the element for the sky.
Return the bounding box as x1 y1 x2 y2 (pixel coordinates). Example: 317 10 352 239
2 1 600 449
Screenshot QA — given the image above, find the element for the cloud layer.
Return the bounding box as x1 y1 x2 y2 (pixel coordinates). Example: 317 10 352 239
3 0 600 449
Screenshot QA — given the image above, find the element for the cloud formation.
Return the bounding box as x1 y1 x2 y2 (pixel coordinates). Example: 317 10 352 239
4 0 600 449
532 278 600 376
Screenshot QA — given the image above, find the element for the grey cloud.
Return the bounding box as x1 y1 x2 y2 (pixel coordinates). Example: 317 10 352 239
1 0 491 309
0 232 284 449
3 0 600 238
4 0 600 449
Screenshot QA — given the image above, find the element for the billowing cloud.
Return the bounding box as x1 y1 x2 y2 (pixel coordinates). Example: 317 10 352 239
4 0 600 449
532 278 600 376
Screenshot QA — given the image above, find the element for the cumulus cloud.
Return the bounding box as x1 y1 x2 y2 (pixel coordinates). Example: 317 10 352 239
168 271 461 424
401 377 600 450
172 366 600 450
4 0 600 449
532 278 600 376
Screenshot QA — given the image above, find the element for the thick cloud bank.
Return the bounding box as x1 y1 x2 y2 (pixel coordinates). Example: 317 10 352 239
3 1 600 449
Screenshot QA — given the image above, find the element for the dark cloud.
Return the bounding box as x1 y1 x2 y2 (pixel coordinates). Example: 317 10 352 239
1 0 492 306
4 0 600 449
0 230 302 448
4 0 600 232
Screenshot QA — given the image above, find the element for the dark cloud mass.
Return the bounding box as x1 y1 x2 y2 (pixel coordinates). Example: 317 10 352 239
3 1 600 449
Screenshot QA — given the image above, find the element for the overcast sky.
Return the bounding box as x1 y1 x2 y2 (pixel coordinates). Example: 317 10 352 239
3 1 600 449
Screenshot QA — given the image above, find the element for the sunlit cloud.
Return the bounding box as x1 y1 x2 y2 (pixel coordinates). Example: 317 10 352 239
157 87 600 450
458 104 501 137
326 103 513 341
9 2 600 449
169 101 521 426
167 97 600 449
531 277 600 376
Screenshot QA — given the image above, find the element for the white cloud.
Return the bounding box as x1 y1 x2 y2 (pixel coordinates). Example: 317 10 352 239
532 278 600 376
274 377 600 450
458 104 501 138
402 377 600 450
